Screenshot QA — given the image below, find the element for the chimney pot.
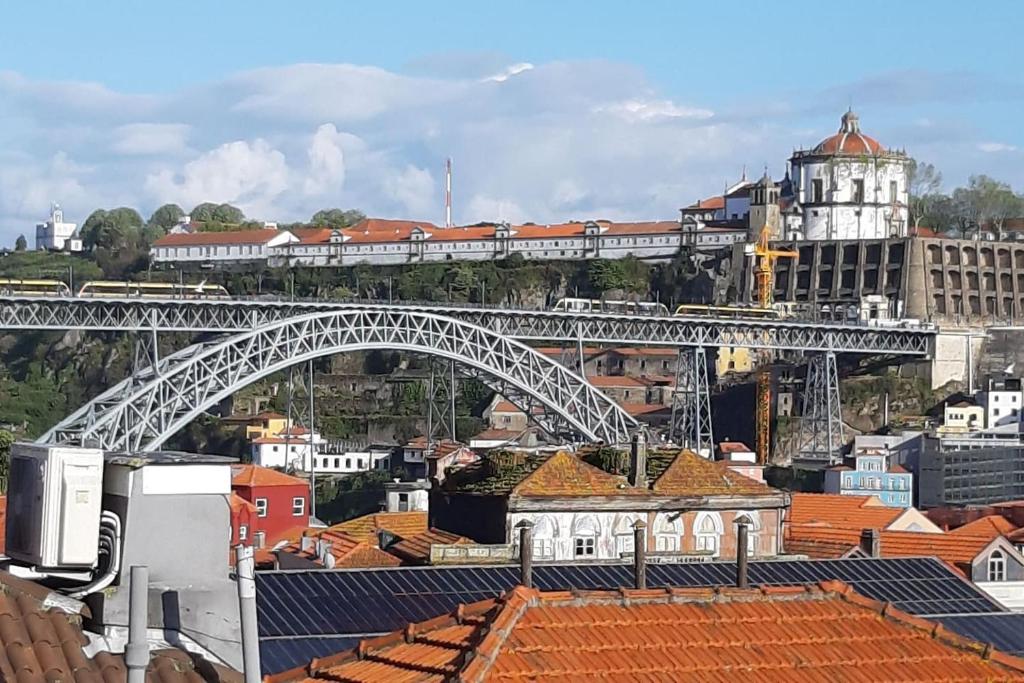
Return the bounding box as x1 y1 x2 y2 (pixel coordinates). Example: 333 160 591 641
735 517 750 588
629 432 648 488
860 528 880 558
632 520 647 589
516 520 534 588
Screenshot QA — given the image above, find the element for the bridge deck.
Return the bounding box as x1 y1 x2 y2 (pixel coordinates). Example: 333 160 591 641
0 296 934 355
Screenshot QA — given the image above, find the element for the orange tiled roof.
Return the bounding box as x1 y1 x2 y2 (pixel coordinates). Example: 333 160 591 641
385 528 474 564
786 524 997 566
622 403 671 416
328 511 429 543
471 428 522 441
268 583 1024 683
512 451 644 497
652 449 775 497
951 515 1018 539
230 464 307 488
229 493 258 516
687 195 726 210
153 228 281 247
788 492 905 529
279 529 402 568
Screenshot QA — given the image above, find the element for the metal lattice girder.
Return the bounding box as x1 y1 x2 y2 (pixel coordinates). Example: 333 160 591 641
0 297 935 355
669 346 714 457
426 358 457 442
794 351 845 465
38 310 637 451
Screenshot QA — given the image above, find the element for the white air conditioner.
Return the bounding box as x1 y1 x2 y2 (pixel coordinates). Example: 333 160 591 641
5 444 104 568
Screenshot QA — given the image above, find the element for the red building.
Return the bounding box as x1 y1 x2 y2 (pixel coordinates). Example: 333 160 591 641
230 464 310 547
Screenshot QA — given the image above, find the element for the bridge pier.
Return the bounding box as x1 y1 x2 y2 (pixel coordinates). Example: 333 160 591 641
426 358 458 443
669 346 714 458
793 351 844 467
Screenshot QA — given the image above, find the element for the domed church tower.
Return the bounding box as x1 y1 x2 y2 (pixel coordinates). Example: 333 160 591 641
788 110 909 240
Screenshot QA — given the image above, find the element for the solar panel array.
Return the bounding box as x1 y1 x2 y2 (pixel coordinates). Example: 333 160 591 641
933 614 1024 656
255 556 1002 674
260 637 361 677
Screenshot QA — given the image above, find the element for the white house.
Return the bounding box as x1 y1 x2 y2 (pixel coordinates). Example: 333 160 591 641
311 446 391 475
251 427 324 471
35 204 80 251
976 378 1024 429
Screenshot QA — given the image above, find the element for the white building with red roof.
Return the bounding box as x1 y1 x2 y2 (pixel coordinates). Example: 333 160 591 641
789 109 910 240
151 227 298 264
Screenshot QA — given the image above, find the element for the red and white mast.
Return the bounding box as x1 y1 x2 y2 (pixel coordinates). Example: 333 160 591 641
445 157 453 228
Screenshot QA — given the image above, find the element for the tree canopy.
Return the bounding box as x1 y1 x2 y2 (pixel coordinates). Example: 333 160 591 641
907 161 1023 237
80 207 145 251
310 208 365 229
190 202 245 224
147 203 185 232
14 235 27 251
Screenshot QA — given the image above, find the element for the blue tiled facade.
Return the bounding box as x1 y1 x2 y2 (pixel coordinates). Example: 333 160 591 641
823 453 913 507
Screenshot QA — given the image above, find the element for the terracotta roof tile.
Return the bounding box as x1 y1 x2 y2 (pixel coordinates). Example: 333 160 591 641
950 515 1018 539
153 228 282 247
270 583 1024 682
230 464 307 488
279 529 403 568
788 492 904 529
512 451 643 497
229 493 258 516
385 528 474 564
328 512 429 543
651 449 775 496
786 524 998 567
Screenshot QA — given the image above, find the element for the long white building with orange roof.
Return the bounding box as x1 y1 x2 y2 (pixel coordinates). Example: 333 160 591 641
151 216 747 269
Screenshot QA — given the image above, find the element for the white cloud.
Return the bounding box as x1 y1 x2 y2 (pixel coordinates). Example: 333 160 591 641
112 123 191 156
482 62 534 83
144 139 290 217
594 98 714 122
303 124 347 196
383 165 435 217
978 142 1018 153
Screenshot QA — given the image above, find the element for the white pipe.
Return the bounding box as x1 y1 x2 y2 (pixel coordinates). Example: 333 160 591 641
235 544 261 683
68 511 122 599
126 565 149 683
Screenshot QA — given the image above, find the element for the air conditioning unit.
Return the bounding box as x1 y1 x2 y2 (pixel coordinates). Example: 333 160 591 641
5 444 104 569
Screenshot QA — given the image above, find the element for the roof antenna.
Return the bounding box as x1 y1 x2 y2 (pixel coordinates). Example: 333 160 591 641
445 158 453 228
741 164 747 182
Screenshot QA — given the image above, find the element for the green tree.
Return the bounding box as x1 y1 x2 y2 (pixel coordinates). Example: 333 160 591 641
14 235 27 251
0 429 13 493
190 202 245 224
80 207 145 250
310 208 365 229
907 159 943 231
147 203 185 232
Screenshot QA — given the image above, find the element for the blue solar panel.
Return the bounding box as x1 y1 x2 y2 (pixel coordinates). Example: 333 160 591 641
260 637 361 675
933 614 1024 656
255 556 1003 675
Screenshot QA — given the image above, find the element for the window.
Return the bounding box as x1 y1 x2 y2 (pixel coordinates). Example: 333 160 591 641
255 498 268 517
812 179 824 203
988 550 1007 582
397 492 410 512
292 497 305 516
574 537 596 557
572 515 599 558
695 513 722 556
890 180 898 202
852 179 865 203
334 457 340 468
532 516 557 560
239 525 248 541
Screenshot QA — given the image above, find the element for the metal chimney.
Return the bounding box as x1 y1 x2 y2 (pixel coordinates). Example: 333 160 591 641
632 520 647 589
235 545 262 683
517 520 534 588
125 565 149 683
735 518 750 588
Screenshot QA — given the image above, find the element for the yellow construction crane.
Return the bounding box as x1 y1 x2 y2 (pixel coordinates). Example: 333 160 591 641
753 225 798 464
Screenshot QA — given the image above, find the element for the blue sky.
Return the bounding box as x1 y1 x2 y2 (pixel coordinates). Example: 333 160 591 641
0 1 1021 240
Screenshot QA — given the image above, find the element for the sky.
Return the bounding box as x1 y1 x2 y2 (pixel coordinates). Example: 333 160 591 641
0 1 1022 242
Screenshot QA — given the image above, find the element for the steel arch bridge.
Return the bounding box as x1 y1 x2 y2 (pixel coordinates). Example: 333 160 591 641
39 309 637 451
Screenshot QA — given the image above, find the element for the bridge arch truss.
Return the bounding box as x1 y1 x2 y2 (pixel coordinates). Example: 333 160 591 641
40 309 637 451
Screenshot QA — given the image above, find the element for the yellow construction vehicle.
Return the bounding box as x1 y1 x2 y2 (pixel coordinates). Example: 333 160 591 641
752 225 798 464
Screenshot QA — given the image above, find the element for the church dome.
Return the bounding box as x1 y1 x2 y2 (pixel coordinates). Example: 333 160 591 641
813 110 883 155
